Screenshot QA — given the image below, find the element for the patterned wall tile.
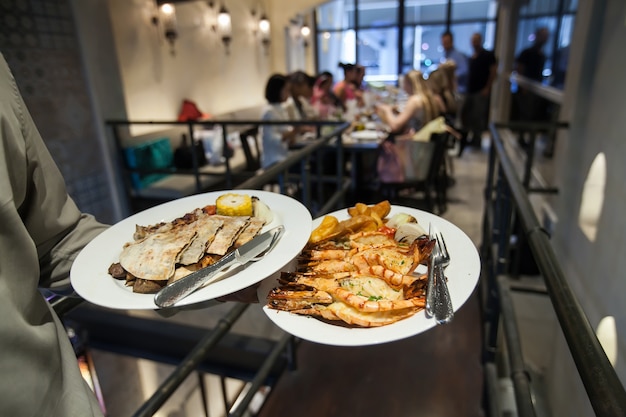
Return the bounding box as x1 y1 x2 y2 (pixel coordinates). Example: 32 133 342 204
1 0 115 224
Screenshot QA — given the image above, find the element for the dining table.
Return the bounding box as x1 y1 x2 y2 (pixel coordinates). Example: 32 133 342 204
290 121 388 195
341 125 388 193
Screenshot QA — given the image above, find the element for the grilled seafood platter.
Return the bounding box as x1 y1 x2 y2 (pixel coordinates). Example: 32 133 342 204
107 193 274 294
266 201 436 327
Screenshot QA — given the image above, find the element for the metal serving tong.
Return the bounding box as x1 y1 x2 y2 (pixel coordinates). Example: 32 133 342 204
425 224 454 324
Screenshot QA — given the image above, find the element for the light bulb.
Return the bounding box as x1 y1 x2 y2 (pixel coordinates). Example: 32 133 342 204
259 15 270 35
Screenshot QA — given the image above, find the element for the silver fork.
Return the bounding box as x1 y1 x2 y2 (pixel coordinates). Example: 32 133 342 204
433 227 454 323
425 223 437 316
435 229 451 270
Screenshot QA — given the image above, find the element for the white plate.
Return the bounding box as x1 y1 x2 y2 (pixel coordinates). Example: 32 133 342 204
259 206 480 346
350 130 384 141
71 190 312 310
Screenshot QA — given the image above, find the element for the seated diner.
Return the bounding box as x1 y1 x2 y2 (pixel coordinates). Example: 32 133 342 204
260 73 301 169
374 69 441 138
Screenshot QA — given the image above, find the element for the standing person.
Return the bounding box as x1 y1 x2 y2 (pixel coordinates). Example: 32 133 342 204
514 27 551 149
260 74 300 169
515 27 549 82
460 32 497 155
441 31 469 95
0 53 107 416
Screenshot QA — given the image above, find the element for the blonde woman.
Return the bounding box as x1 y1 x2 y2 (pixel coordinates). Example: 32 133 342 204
374 70 440 135
427 65 458 119
375 70 459 191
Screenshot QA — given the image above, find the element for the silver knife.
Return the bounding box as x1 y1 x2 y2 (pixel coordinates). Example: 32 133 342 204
154 225 284 308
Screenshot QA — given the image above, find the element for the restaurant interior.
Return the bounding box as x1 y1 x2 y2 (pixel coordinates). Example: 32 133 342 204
2 0 626 416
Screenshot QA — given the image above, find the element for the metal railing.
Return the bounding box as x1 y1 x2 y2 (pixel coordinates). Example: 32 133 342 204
55 119 352 417
106 119 349 215
482 122 626 416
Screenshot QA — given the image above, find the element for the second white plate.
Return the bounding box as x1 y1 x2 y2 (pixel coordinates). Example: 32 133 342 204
350 130 384 141
259 205 481 346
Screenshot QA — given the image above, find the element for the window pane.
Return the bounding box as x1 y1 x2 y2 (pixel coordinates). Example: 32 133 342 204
553 15 575 88
317 0 355 30
401 27 414 75
402 24 446 74
317 30 357 80
358 0 398 27
404 0 447 25
451 0 497 20
357 27 399 83
520 0 560 16
557 15 575 49
565 0 578 12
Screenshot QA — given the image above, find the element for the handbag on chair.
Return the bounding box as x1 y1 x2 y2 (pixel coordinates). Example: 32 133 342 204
174 133 207 170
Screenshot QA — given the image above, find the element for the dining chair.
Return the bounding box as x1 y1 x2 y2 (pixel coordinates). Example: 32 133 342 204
377 132 449 214
239 126 262 172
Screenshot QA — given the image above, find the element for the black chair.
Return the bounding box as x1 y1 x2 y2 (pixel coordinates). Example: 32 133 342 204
239 126 261 172
377 133 449 214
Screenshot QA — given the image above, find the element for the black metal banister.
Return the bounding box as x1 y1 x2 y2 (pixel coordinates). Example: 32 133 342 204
509 73 564 105
228 333 293 417
52 119 353 417
487 122 626 416
107 118 351 215
131 303 249 417
497 275 536 417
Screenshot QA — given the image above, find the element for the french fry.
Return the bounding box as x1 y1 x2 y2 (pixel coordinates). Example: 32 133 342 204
309 215 341 244
371 200 391 219
311 201 392 245
348 202 370 217
340 214 377 234
370 211 383 228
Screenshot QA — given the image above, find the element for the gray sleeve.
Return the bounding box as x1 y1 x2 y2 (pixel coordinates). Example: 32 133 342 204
38 213 109 292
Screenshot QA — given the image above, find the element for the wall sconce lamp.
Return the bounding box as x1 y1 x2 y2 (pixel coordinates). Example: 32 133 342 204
216 5 232 53
153 2 178 55
206 2 232 53
258 13 270 54
300 24 311 48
